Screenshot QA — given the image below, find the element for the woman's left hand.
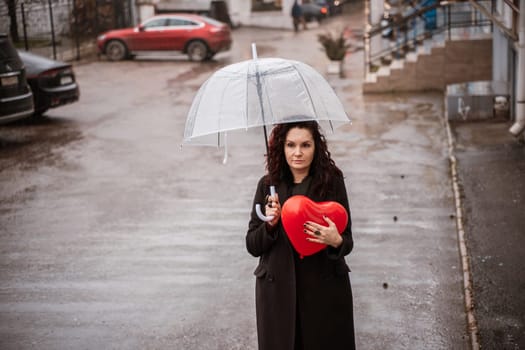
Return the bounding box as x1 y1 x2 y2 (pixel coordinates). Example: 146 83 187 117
304 216 343 248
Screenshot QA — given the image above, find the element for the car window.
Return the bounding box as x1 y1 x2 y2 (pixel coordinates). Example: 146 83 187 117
0 36 19 60
167 18 200 27
143 18 168 29
0 36 23 71
199 16 224 27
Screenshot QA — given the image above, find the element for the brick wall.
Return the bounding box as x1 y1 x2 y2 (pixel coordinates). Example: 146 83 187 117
364 38 493 93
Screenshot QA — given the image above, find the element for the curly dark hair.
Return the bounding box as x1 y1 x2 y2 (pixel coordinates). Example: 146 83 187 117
266 121 342 197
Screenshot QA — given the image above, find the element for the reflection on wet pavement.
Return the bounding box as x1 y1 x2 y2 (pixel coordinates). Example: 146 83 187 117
0 2 470 349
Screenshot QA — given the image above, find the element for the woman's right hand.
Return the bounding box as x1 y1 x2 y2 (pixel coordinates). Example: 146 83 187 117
265 193 281 227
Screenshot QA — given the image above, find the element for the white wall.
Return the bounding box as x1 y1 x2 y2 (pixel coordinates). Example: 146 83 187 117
227 0 252 26
369 0 384 67
493 27 510 83
370 0 384 24
496 0 514 29
138 4 156 24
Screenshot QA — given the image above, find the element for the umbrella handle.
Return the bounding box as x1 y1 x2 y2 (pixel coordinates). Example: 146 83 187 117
255 204 273 222
255 186 276 222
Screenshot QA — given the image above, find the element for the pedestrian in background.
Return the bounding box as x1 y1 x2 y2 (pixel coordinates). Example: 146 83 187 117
291 0 306 32
246 121 355 350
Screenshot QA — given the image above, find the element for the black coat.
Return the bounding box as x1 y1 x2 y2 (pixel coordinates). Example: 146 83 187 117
246 174 355 350
291 3 303 18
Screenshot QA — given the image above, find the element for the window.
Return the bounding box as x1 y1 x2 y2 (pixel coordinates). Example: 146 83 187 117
252 0 283 12
167 18 203 28
144 18 168 29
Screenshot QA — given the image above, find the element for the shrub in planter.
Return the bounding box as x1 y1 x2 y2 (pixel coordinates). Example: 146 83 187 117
317 29 350 61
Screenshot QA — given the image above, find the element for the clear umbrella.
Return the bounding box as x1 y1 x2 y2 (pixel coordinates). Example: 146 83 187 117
183 44 349 152
183 44 350 220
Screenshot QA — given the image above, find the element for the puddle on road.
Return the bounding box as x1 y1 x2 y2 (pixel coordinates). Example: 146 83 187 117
167 62 222 85
0 116 83 171
0 137 30 151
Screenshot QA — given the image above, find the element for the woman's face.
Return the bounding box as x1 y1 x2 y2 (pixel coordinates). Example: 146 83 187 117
284 127 315 178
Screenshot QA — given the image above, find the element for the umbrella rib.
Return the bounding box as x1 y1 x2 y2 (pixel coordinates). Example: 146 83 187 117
254 60 271 154
292 65 317 118
217 73 237 147
245 64 250 129
291 64 319 120
293 64 336 133
261 74 275 125
185 79 211 141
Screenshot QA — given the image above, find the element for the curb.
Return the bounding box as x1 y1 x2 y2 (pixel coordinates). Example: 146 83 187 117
443 116 480 350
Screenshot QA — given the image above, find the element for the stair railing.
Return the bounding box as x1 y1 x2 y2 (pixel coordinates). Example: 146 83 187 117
364 0 493 75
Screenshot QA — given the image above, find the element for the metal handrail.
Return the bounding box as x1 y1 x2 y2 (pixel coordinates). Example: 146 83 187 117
502 0 520 14
366 2 443 38
364 0 494 74
468 0 519 40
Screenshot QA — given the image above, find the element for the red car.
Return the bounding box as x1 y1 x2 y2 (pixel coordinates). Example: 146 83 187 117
97 14 232 62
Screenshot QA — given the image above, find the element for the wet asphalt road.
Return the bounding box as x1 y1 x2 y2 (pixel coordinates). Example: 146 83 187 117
1 3 470 349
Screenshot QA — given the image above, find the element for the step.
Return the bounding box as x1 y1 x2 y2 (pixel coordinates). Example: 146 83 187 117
365 73 377 83
363 37 443 92
376 66 391 77
390 59 404 70
405 52 418 62
364 30 485 93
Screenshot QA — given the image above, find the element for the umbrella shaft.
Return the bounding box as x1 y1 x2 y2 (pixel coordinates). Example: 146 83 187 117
263 125 269 156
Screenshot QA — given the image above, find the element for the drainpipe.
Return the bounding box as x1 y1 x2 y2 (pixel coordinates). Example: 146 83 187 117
509 0 525 136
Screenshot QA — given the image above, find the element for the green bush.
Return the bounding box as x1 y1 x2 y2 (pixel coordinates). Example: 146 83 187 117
317 30 350 61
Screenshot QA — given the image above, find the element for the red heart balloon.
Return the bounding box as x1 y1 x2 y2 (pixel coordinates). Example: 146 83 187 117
281 195 348 258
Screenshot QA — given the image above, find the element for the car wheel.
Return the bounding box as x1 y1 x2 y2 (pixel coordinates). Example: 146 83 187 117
205 51 216 61
187 41 208 62
105 40 128 61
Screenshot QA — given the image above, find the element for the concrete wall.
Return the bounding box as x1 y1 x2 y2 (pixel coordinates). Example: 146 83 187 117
227 0 252 27
493 28 510 83
364 38 493 92
0 0 72 39
369 0 384 62
137 3 156 24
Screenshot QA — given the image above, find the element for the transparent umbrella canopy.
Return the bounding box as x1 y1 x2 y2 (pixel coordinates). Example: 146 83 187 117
183 45 350 152
183 44 350 221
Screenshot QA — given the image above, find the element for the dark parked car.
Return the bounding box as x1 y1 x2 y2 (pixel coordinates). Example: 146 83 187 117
18 51 80 116
0 34 34 124
97 14 232 62
314 0 343 16
301 3 328 22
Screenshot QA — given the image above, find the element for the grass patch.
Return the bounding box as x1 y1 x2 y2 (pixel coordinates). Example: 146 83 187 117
13 38 62 48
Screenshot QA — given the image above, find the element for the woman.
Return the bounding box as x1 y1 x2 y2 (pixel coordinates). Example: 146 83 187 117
246 121 355 350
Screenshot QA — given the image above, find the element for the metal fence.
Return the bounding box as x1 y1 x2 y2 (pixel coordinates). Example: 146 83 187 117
0 0 133 61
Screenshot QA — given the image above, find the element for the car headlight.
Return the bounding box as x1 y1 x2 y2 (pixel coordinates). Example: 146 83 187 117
97 34 106 41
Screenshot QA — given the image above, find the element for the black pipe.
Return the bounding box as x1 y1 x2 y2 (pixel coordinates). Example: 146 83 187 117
48 0 57 59
21 2 28 51
73 0 80 60
94 0 99 35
